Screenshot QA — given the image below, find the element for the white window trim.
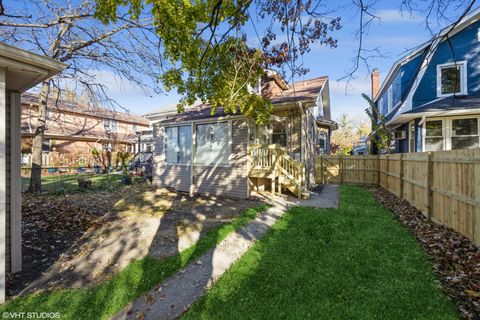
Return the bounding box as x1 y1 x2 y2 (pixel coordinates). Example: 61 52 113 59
422 115 480 151
422 118 446 152
164 124 192 165
408 121 415 153
387 86 393 112
436 60 468 97
450 116 480 150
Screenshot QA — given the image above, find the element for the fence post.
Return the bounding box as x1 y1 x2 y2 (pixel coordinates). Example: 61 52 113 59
426 152 433 220
474 149 480 246
399 153 404 199
339 155 344 184
376 156 380 186
386 154 390 191
362 157 367 185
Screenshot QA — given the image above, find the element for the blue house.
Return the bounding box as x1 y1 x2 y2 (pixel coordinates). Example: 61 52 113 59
371 8 480 154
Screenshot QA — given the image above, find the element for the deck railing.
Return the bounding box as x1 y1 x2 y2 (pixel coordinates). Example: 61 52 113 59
248 144 306 191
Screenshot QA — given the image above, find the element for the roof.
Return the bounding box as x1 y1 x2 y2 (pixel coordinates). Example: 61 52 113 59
22 92 149 126
375 6 480 102
269 77 327 105
158 76 328 124
0 42 67 92
404 95 480 114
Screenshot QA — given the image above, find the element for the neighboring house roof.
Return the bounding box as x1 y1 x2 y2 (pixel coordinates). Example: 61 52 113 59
144 105 178 117
22 117 138 142
22 92 150 126
377 6 480 104
404 95 480 114
157 76 329 125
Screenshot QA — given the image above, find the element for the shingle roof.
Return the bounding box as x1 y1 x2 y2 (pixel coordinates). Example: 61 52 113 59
21 92 149 125
404 95 480 114
158 77 328 124
269 77 327 104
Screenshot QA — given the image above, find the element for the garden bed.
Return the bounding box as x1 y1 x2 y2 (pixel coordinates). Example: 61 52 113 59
373 187 480 319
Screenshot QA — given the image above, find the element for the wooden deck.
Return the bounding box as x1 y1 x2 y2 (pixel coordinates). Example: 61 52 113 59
248 144 308 199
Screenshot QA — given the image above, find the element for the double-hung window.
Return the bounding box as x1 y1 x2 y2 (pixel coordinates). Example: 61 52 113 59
104 119 118 132
408 121 415 153
451 118 479 149
195 121 230 165
437 61 467 97
165 125 192 164
425 120 444 151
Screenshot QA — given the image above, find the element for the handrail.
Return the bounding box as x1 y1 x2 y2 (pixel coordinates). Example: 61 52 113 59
248 144 305 188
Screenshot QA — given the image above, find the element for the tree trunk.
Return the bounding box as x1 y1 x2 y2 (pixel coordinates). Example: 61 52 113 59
27 81 50 193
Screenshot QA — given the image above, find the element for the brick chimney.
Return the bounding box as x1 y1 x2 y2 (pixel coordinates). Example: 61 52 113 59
371 68 379 99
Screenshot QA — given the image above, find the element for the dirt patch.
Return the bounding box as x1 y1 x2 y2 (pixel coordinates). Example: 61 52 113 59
9 185 262 297
373 187 480 319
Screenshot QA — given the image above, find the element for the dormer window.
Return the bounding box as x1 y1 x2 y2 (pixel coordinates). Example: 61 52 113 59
437 61 467 97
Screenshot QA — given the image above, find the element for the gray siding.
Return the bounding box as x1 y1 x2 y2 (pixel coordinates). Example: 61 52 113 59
152 126 191 192
152 119 249 198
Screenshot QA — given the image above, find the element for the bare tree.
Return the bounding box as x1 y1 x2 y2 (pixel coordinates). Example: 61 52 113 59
0 0 164 193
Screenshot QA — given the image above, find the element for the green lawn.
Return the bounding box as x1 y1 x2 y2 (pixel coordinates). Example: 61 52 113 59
21 173 144 193
0 205 269 320
182 185 458 320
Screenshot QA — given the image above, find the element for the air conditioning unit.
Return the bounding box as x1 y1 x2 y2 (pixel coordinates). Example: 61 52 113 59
392 130 406 140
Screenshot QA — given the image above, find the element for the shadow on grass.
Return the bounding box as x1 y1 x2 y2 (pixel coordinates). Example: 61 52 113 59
182 186 458 320
1 200 268 320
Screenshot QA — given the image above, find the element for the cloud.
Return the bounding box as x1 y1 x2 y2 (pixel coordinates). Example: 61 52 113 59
375 9 423 24
91 70 144 94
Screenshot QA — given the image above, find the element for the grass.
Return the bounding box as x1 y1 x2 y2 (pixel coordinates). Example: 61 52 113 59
0 204 269 320
182 185 458 320
21 173 145 193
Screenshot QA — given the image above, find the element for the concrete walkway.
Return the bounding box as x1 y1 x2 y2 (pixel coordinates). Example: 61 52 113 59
286 184 339 208
113 185 339 320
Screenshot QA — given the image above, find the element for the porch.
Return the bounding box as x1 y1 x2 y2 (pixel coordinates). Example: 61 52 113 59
248 144 309 199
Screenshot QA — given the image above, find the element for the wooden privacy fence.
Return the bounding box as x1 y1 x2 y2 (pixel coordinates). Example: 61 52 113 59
316 149 480 246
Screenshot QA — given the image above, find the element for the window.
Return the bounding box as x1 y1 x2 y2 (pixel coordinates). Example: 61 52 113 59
42 139 51 152
437 61 467 96
132 124 138 133
318 132 327 154
271 120 287 147
408 121 415 153
102 143 112 151
425 120 444 151
378 99 384 116
387 86 393 112
451 118 479 149
104 119 118 132
165 125 192 164
195 122 230 165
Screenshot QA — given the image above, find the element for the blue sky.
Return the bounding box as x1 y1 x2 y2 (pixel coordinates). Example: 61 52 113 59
23 0 467 122
107 0 465 121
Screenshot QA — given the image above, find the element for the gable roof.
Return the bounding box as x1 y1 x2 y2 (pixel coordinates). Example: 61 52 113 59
22 92 149 126
157 76 328 124
376 6 480 102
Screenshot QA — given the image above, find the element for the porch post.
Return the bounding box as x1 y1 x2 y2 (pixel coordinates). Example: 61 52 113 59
0 69 6 303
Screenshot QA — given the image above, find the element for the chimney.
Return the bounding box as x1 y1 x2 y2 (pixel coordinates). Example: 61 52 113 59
371 68 379 99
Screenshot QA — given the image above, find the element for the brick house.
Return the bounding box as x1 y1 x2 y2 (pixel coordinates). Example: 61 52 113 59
21 92 150 166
